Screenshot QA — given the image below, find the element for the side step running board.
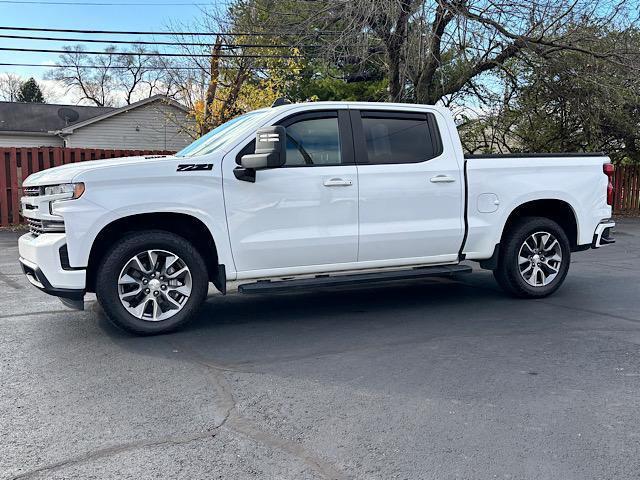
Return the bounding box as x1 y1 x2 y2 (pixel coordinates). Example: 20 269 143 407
238 264 472 294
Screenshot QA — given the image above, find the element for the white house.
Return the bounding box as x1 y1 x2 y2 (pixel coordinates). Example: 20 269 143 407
0 95 196 151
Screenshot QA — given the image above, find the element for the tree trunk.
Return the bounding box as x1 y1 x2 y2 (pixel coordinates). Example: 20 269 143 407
203 36 223 135
383 0 413 102
387 48 403 102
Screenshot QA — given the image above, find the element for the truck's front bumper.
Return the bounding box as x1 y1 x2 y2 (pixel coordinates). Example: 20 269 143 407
592 220 616 248
18 233 86 310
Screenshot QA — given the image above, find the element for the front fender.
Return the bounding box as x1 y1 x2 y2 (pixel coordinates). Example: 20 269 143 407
54 178 236 279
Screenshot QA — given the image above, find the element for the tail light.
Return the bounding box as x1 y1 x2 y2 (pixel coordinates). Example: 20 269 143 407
603 163 614 206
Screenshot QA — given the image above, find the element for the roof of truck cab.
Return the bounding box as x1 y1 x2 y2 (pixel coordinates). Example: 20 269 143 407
268 101 451 115
269 101 447 113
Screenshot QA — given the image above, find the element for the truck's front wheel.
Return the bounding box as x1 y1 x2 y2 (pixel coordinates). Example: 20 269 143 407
96 231 209 335
493 216 571 298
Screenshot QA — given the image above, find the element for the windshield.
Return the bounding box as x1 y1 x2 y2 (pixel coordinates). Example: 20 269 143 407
176 110 268 157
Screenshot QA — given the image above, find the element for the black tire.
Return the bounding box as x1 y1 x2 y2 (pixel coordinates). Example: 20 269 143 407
493 216 571 298
95 230 209 335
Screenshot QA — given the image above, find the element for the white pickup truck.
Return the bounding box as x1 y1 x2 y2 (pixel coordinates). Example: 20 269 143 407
18 101 615 334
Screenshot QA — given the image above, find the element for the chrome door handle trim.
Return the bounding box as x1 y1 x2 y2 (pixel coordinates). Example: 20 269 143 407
323 178 353 187
430 175 456 183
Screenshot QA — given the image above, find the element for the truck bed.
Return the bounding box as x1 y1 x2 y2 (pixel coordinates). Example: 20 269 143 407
465 152 605 159
461 152 611 261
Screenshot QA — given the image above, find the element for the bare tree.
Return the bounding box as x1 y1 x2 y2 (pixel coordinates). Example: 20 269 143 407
47 45 179 106
235 0 638 104
0 73 24 101
46 47 116 106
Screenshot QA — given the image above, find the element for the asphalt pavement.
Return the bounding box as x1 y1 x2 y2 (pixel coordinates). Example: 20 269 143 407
1 219 639 479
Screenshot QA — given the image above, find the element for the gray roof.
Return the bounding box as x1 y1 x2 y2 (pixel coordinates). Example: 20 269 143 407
0 101 115 133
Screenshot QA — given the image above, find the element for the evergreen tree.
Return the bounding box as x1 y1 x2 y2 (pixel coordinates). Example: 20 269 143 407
17 77 45 103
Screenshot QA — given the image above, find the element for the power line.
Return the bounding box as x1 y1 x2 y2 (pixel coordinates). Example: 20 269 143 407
0 26 339 36
0 62 316 71
0 62 328 78
0 0 208 4
0 62 207 70
0 47 312 58
0 33 317 48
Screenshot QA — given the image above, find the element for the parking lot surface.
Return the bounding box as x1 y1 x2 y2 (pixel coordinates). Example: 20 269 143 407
1 219 640 480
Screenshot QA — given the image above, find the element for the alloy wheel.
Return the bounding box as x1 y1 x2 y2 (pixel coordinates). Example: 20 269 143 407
517 231 563 287
117 249 192 321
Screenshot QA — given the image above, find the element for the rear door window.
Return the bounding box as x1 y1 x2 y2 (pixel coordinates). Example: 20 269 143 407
359 112 442 164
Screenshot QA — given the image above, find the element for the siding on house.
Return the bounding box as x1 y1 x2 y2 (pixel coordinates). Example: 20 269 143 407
0 134 63 148
64 102 195 150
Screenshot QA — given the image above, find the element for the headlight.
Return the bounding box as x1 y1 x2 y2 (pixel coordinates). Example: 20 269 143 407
43 183 85 199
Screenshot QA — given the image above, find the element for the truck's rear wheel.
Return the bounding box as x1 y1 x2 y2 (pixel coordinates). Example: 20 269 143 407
493 216 571 298
96 230 208 335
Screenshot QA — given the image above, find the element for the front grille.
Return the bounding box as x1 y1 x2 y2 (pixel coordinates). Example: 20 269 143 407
27 218 45 236
27 218 65 236
23 186 42 197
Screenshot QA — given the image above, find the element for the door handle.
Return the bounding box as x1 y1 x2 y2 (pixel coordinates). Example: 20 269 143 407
430 175 456 183
323 178 353 187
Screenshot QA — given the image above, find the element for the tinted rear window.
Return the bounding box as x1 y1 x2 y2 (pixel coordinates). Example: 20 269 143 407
361 114 440 164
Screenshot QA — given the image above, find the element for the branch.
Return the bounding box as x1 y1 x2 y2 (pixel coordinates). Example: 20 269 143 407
445 1 627 62
416 0 456 95
440 39 526 99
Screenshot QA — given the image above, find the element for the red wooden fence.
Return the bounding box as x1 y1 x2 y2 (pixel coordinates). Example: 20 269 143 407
0 147 175 226
613 165 640 216
1 148 639 226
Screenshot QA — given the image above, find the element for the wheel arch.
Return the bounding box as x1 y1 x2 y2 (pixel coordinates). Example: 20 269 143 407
86 212 223 293
480 198 579 270
501 199 578 248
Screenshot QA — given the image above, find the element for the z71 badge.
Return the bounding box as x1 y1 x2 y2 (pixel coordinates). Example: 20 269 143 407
176 164 213 172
